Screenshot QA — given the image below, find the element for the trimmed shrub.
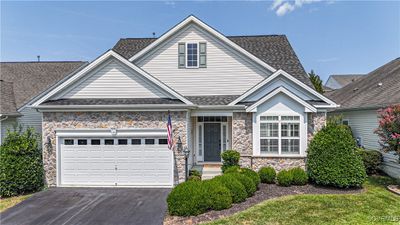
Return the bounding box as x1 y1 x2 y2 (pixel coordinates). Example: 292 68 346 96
307 123 367 188
259 167 276 184
212 175 247 203
221 150 240 173
226 173 256 197
189 169 201 178
167 181 208 216
188 175 201 182
223 165 240 174
202 179 232 210
289 167 308 185
277 170 293 187
356 149 383 175
240 168 261 187
0 128 44 197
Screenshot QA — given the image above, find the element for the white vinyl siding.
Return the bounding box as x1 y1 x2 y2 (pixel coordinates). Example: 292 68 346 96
136 24 272 96
0 107 42 143
59 59 169 99
330 109 399 178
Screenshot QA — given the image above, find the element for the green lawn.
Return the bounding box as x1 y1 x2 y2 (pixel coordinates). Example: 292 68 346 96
0 194 32 212
206 176 400 225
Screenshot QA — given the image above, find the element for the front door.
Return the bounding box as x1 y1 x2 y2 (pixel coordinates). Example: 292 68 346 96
204 123 221 162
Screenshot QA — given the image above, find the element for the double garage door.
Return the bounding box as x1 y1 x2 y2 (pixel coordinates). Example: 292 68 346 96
59 134 173 187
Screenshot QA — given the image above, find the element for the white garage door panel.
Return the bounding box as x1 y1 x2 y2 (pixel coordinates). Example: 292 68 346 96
59 136 173 187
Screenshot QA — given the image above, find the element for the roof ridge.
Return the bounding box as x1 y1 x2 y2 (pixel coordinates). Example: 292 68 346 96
1 61 87 63
227 34 285 38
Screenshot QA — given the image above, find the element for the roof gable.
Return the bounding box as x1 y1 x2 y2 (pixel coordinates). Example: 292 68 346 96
230 70 337 108
31 50 193 107
56 59 170 99
128 15 277 73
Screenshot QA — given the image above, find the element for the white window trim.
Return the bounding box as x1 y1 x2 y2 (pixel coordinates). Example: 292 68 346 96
185 42 199 69
253 113 307 157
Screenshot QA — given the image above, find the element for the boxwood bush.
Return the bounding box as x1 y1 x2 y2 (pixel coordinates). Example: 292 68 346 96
226 173 256 197
221 150 240 173
356 149 383 175
307 123 367 188
0 128 44 197
213 174 247 203
223 165 240 174
259 167 276 184
167 181 208 216
240 168 261 187
202 179 232 210
277 170 293 186
289 167 308 185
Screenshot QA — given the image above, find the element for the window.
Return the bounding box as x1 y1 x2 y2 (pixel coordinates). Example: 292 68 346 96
186 43 198 67
118 139 128 145
342 120 349 126
78 139 87 145
260 115 300 155
91 139 101 145
145 139 155 145
158 139 168 145
64 139 74 145
105 139 114 145
131 139 141 145
198 125 203 156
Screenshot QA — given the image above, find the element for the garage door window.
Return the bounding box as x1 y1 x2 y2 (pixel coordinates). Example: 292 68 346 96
131 139 141 145
91 139 101 145
145 139 155 145
159 139 168 145
64 139 74 145
78 139 87 145
105 139 114 145
118 139 128 145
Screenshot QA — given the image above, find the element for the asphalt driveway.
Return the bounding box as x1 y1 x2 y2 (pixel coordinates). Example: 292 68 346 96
1 187 171 225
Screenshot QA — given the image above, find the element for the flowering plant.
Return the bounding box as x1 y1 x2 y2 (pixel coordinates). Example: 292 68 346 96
374 105 400 161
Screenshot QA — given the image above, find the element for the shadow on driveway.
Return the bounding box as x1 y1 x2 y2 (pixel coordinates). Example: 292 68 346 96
1 187 171 225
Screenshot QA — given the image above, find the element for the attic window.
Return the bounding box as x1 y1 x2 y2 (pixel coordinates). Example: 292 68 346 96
178 42 206 68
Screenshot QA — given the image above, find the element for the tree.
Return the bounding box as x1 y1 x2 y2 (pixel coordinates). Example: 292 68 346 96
308 70 324 94
374 105 400 162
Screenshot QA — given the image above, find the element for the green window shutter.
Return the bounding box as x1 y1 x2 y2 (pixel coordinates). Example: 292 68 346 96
178 43 185 68
199 42 207 68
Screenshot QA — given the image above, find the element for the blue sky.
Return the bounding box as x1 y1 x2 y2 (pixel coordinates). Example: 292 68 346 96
1 1 399 82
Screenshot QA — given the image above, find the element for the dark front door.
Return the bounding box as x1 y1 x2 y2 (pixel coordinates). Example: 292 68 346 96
204 123 221 162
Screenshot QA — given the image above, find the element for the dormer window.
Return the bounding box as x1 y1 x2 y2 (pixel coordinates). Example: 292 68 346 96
178 42 206 68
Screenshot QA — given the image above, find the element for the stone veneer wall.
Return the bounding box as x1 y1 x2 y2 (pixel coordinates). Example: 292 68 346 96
233 112 327 172
42 111 187 186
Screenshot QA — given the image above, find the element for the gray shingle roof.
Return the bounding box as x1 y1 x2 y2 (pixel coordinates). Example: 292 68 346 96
185 95 240 105
0 80 20 116
113 35 313 88
329 74 365 87
0 61 87 109
41 98 184 105
326 58 400 110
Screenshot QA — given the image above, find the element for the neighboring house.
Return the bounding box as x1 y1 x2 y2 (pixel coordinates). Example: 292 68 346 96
30 15 337 187
325 74 364 90
0 62 87 144
327 58 400 178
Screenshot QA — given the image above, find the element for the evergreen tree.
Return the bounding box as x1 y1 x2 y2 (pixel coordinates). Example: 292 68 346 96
308 70 324 94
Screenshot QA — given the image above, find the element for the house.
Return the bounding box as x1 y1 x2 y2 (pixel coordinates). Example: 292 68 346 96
0 62 87 144
327 58 400 178
29 15 337 187
325 74 364 90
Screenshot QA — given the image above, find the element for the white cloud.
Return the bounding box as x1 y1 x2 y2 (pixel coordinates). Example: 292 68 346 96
271 0 322 16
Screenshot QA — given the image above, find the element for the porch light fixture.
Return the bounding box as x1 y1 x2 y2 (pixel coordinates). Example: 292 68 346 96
183 147 190 181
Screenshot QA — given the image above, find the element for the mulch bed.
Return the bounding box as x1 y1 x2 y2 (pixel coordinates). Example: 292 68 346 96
164 183 363 225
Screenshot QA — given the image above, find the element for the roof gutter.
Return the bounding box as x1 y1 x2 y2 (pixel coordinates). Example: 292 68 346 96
34 104 197 112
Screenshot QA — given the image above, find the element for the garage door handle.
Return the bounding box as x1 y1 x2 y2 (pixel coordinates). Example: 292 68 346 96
115 165 118 170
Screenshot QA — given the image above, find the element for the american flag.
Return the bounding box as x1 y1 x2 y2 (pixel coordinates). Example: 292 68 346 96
167 112 173 150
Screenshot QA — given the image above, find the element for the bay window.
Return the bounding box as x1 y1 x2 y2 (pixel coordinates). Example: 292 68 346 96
260 115 300 155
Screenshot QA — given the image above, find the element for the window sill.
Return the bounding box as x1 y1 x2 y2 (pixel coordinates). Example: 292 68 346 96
254 154 306 158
